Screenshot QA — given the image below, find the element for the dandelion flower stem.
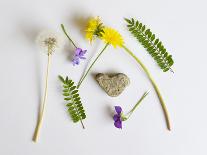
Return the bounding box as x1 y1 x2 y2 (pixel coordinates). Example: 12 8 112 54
122 45 171 131
61 24 77 48
33 53 51 142
77 43 109 88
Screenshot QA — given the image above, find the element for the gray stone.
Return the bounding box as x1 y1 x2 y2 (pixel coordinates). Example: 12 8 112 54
95 73 130 97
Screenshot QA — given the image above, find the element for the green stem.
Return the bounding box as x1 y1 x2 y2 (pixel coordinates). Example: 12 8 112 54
80 120 85 129
170 68 174 73
61 24 77 48
126 91 150 119
122 45 171 131
77 43 109 88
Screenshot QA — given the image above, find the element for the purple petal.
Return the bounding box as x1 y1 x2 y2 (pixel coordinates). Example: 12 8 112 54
79 56 86 59
75 48 82 56
115 106 122 114
79 50 87 56
72 57 80 66
113 114 120 122
114 120 122 129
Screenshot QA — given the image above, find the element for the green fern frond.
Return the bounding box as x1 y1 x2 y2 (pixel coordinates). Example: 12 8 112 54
59 75 86 128
125 18 174 73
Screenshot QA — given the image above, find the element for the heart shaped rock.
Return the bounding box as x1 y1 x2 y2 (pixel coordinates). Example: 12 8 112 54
95 73 130 97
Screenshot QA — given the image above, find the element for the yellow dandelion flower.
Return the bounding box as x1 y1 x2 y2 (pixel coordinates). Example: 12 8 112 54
85 17 104 42
101 27 124 48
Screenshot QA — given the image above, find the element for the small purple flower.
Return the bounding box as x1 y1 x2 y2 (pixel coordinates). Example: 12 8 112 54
113 106 122 129
72 48 87 66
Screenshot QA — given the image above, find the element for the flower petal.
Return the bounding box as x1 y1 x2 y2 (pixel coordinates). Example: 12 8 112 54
114 120 122 129
79 56 86 59
113 114 120 122
115 106 122 114
75 48 82 56
79 49 87 56
72 57 80 66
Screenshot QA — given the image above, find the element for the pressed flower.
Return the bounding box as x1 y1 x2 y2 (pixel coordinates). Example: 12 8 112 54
61 24 87 66
72 48 87 66
113 91 149 129
85 17 104 42
33 30 64 142
101 27 124 48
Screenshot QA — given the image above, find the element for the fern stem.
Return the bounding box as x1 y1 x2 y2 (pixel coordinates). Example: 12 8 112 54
33 54 51 142
80 120 85 129
61 24 78 48
77 43 109 88
122 45 171 131
169 68 174 73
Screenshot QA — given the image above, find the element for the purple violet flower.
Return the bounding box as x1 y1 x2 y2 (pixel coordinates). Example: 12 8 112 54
72 48 87 66
113 106 123 129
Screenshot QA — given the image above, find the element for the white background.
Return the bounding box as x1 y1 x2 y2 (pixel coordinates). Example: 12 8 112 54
0 0 207 154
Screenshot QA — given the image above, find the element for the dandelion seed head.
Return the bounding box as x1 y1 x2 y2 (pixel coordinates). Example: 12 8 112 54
36 30 65 55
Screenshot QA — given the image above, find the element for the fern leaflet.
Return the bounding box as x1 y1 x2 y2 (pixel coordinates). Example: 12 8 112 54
59 75 86 128
125 18 174 73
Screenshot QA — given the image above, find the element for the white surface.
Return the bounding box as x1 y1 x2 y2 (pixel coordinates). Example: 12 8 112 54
0 0 207 154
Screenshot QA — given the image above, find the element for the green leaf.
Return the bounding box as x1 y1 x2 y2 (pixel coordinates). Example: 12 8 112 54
63 89 68 92
73 94 79 98
142 25 146 31
74 97 81 102
124 18 132 24
154 38 159 45
58 75 65 83
66 76 69 83
125 18 174 72
72 90 78 94
135 21 139 27
131 18 134 24
64 97 71 101
151 34 155 41
70 86 76 91
63 93 70 96
68 81 74 87
59 76 87 127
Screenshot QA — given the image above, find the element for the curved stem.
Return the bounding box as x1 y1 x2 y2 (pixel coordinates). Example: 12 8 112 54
61 24 77 48
122 45 171 131
77 43 109 88
33 54 51 142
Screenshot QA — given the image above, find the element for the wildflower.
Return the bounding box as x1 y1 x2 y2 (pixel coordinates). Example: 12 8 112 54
85 17 104 42
61 24 87 66
72 48 87 66
113 91 149 129
33 30 64 142
113 106 123 129
101 27 124 48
